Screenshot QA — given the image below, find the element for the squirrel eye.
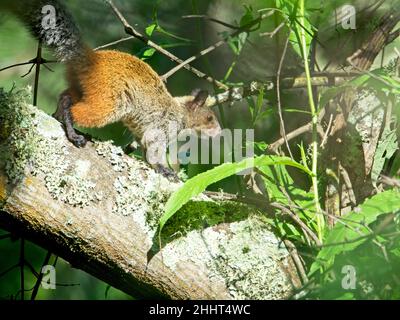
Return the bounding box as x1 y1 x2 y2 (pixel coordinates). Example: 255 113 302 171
207 115 213 122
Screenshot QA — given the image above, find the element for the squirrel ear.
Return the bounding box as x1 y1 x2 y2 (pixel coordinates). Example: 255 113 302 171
187 89 209 111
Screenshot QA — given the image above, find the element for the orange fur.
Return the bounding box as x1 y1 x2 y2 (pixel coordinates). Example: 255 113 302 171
69 50 165 128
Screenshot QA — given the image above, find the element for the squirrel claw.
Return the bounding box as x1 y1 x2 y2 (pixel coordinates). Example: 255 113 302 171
155 165 180 182
69 134 87 148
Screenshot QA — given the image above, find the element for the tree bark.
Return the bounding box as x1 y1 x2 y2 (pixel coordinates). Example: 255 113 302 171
0 89 300 299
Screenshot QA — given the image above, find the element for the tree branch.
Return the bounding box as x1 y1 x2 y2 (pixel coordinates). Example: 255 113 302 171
104 0 228 90
0 90 300 299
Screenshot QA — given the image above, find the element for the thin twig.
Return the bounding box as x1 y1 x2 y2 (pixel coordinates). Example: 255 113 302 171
161 39 225 80
320 114 333 149
0 58 56 73
283 239 308 285
104 0 228 90
182 15 240 30
162 12 274 80
21 63 37 78
380 175 400 187
338 163 357 206
276 34 293 159
271 202 322 246
33 42 42 106
269 122 312 152
260 22 285 38
30 251 52 300
94 36 135 50
268 108 325 153
0 61 35 72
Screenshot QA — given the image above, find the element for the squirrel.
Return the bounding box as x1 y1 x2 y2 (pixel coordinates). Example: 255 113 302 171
2 0 222 178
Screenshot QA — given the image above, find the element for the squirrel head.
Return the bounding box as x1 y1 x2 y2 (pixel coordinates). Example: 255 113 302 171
176 89 222 138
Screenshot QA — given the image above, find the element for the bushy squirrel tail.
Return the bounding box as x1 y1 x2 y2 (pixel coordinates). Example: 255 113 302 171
2 0 92 63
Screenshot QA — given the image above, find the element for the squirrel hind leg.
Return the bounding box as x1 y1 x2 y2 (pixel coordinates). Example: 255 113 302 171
53 90 70 122
56 91 87 148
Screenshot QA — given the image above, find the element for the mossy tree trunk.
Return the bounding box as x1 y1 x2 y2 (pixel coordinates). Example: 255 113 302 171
0 89 300 299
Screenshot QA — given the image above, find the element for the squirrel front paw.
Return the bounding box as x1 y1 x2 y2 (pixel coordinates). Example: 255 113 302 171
68 133 87 148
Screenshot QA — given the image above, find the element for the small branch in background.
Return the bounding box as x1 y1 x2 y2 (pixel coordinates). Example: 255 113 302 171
161 39 226 81
283 239 308 285
394 47 400 59
346 11 400 71
338 163 357 207
271 202 321 246
33 42 43 106
320 114 333 149
380 175 400 188
104 0 228 90
207 72 359 107
276 34 294 159
30 251 52 300
268 122 312 153
0 58 56 74
206 81 274 107
94 36 135 50
268 108 326 153
163 11 275 80
260 22 285 38
0 61 36 73
347 59 397 89
182 15 240 30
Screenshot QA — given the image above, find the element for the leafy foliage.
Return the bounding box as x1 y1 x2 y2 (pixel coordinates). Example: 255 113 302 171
160 156 312 234
310 190 400 275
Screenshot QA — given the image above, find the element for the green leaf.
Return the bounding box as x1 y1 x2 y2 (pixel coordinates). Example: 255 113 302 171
145 23 157 37
239 5 255 28
142 48 156 59
227 32 248 56
160 156 312 234
276 0 314 58
310 190 400 275
298 142 310 171
253 141 269 153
